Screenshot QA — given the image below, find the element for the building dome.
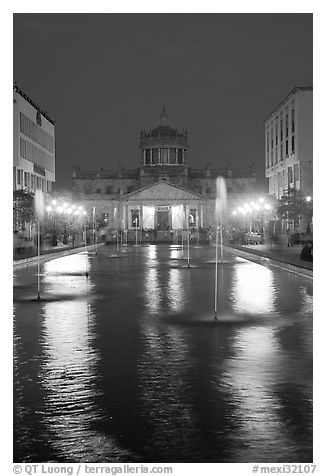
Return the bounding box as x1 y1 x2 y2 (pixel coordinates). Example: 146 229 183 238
139 107 189 167
150 125 179 138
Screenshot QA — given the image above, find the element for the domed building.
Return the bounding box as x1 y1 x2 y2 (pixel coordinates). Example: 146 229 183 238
72 108 261 241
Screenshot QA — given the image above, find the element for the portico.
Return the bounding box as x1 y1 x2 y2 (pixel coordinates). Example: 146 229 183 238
120 180 203 233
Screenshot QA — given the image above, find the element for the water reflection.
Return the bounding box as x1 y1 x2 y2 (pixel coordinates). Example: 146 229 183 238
44 253 90 276
137 323 195 460
14 246 313 462
167 268 184 312
38 265 131 461
144 268 161 314
170 247 180 260
231 262 275 315
220 327 296 462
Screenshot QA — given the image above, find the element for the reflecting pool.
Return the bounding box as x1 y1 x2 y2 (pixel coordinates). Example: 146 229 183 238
13 245 313 462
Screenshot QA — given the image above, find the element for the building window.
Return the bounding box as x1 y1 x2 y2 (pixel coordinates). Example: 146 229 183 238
145 149 151 164
294 163 300 182
177 149 183 164
169 149 176 164
280 119 283 141
288 166 293 185
275 124 278 146
267 132 269 152
19 112 54 152
291 109 295 133
106 186 112 194
152 149 159 164
280 144 283 160
286 114 289 137
131 209 140 227
96 188 101 194
161 148 168 164
31 174 35 189
285 140 289 156
189 209 197 227
47 181 51 193
291 136 295 154
271 129 274 149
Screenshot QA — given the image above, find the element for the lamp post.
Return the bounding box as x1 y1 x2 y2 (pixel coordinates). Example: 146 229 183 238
231 198 273 245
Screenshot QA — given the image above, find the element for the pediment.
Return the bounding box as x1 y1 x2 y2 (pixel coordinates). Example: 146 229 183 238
124 181 201 201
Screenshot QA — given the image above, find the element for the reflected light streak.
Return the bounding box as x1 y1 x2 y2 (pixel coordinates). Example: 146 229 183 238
170 248 180 260
145 245 157 263
220 327 292 461
40 300 129 460
44 253 90 276
167 268 184 312
231 263 275 315
144 268 161 313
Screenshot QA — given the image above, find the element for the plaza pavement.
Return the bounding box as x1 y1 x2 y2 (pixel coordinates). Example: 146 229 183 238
229 242 313 272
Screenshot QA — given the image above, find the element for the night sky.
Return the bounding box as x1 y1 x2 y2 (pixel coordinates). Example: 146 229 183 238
13 13 312 191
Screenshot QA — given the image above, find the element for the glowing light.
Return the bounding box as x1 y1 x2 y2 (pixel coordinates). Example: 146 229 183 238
171 205 184 229
57 206 63 213
74 210 80 216
259 198 265 204
51 199 57 206
46 206 52 212
264 203 272 210
72 205 76 210
232 210 237 216
83 210 87 215
142 206 155 229
306 195 312 202
78 206 83 211
63 202 68 208
67 208 72 214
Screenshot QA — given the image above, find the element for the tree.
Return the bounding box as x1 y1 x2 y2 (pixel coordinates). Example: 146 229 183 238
13 189 34 231
276 187 312 231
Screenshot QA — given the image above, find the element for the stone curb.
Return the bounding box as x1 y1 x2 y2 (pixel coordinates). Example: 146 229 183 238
225 245 313 278
13 244 103 268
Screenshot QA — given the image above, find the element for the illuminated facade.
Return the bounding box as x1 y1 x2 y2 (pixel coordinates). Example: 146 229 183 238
264 87 313 200
72 108 261 234
13 84 55 194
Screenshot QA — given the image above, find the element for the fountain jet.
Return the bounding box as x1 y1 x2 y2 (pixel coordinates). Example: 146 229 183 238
214 176 227 320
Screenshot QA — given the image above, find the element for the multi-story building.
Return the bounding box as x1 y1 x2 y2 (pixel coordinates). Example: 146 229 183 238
72 108 263 235
264 86 312 200
13 84 55 195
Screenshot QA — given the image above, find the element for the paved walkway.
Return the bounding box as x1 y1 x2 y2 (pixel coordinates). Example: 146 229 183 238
228 243 313 272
